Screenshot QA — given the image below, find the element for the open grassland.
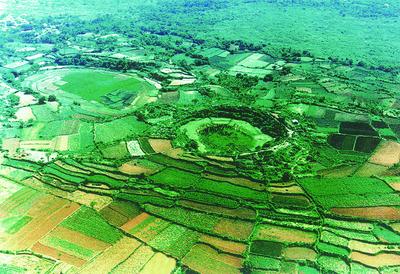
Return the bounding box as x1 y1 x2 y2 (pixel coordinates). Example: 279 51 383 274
58 70 148 101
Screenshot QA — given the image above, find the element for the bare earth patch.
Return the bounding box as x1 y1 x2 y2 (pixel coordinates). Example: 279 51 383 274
182 244 241 274
13 201 80 250
199 234 247 255
49 226 110 251
387 182 400 191
148 138 172 153
331 207 400 220
16 92 37 107
120 212 150 232
2 138 20 155
54 135 70 151
31 242 86 267
369 141 400 167
118 161 156 175
283 246 317 261
213 219 254 241
14 107 35 122
351 251 400 268
349 240 400 255
140 252 176 274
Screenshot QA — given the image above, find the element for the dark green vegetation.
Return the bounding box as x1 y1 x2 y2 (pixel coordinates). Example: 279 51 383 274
0 0 400 273
199 124 254 153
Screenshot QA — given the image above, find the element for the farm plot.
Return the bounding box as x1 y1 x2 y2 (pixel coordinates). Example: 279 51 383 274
270 193 312 209
148 138 173 153
94 116 148 144
178 200 256 220
282 246 317 261
178 90 201 104
0 189 80 251
0 177 22 205
121 213 170 242
144 204 254 241
150 167 269 202
369 141 400 167
38 226 110 261
199 234 247 256
328 134 356 151
182 244 242 274
101 142 130 159
60 206 123 244
78 236 141 273
111 245 154 274
250 240 285 258
100 200 142 227
298 177 399 209
229 53 272 77
148 224 199 259
0 253 56 273
339 122 378 136
331 207 400 220
253 223 317 245
68 122 96 152
118 159 163 176
14 106 35 122
246 254 281 271
126 140 146 156
354 162 389 177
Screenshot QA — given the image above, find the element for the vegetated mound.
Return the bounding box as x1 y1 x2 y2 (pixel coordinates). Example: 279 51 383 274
173 105 287 156
188 105 288 139
176 118 273 156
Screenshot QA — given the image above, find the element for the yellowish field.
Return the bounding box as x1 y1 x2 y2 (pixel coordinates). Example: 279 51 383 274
2 138 20 155
369 141 400 167
199 234 247 255
351 251 400 268
14 106 35 122
254 223 317 245
182 244 242 274
140 252 176 274
66 190 112 211
78 236 141 273
349 240 400 255
15 91 37 107
283 246 317 261
112 245 154 274
0 191 80 251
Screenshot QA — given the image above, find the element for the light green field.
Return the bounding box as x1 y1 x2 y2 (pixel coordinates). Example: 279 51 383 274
55 69 153 102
